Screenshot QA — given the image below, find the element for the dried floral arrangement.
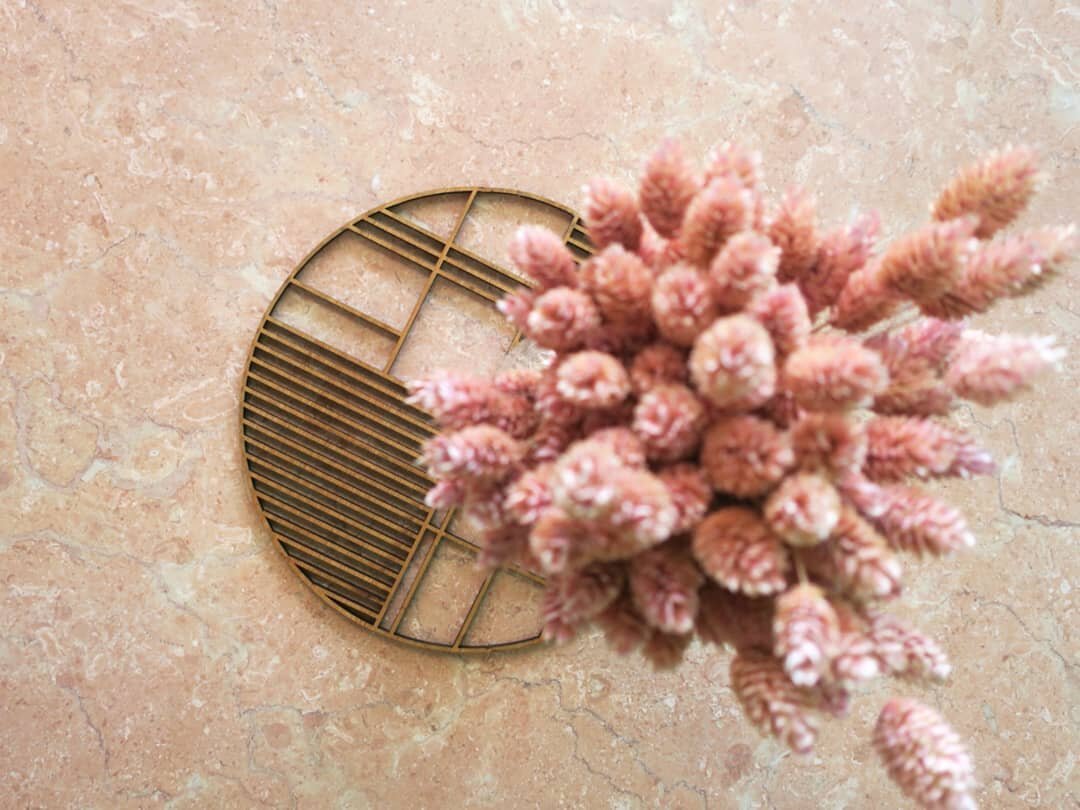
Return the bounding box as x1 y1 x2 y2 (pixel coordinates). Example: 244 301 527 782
408 141 1075 808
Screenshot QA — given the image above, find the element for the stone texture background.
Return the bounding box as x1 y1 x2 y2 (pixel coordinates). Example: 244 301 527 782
1 1 1077 807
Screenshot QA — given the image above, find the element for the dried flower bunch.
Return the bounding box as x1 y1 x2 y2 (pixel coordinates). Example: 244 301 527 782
409 141 1074 808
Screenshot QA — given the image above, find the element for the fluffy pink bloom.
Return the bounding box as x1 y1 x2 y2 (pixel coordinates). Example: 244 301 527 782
680 176 754 267
629 544 704 634
629 342 688 394
583 176 644 250
638 220 686 270
526 287 600 351
709 231 780 312
865 610 951 682
783 335 888 410
874 699 976 810
527 420 577 463
508 225 577 289
819 506 903 600
496 289 536 331
831 263 901 332
801 211 879 315
581 244 654 323
695 584 774 650
551 438 625 520
731 650 820 754
764 472 842 548
542 562 625 643
651 265 717 346
933 144 1039 238
690 314 777 410
692 507 790 596
504 464 555 525
494 368 541 398
791 411 867 476
556 350 631 409
588 426 647 468
421 425 522 483
642 629 693 670
865 417 992 481
409 371 535 438
639 138 699 238
595 595 651 654
700 414 794 497
424 478 467 509
773 583 839 687
867 319 963 415
768 187 818 285
873 485 975 556
945 331 1065 406
704 141 763 190
632 383 707 461
747 283 810 358
657 463 711 534
606 467 679 549
877 218 978 304
528 508 591 574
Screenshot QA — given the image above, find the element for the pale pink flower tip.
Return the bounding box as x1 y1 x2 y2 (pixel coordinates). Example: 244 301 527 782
933 143 1039 238
555 350 631 409
818 506 903 600
651 264 717 347
873 485 975 557
632 383 706 461
801 210 879 316
542 562 624 643
731 650 820 754
680 175 754 267
657 463 711 534
791 412 868 476
508 225 577 290
945 330 1065 406
783 335 888 411
866 610 952 682
629 544 704 635
421 425 522 482
747 283 810 358
639 138 699 239
875 699 976 810
581 244 654 323
764 472 842 548
689 314 777 410
773 583 839 687
709 231 780 313
583 176 644 251
768 186 818 284
526 286 600 351
629 342 688 394
692 507 790 597
704 141 763 190
700 415 794 498
865 417 992 481
877 217 977 304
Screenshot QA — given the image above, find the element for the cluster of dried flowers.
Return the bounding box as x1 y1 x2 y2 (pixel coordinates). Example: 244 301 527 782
409 141 1074 808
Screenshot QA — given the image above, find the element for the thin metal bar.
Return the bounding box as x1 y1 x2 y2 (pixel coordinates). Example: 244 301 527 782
453 570 496 649
345 224 440 274
565 236 591 253
310 583 380 621
288 278 401 338
350 218 442 260
375 520 437 627
272 528 395 592
290 555 388 606
389 530 444 635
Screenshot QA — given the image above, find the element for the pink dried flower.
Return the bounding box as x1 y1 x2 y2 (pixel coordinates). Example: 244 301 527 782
747 283 810 358
692 507 790 597
632 383 707 461
801 211 879 316
821 506 903 600
606 467 679 549
791 412 868 476
783 335 888 410
945 331 1065 406
652 265 717 346
583 177 644 250
527 421 576 464
581 244 654 323
528 508 590 574
494 368 541 398
556 350 631 409
709 231 780 312
552 438 624 520
680 176 755 267
657 463 711 534
867 319 963 415
831 263 901 332
526 287 600 351
424 478 467 509
700 414 794 497
731 650 820 754
874 699 976 810
764 472 842 548
773 583 839 687
877 218 978 305
588 426 647 468
639 138 699 238
933 144 1039 238
476 524 530 570
642 629 692 670
695 584 774 650
508 225 577 289
629 342 688 394
690 314 777 410
638 220 685 270
409 371 534 437
865 417 991 481
926 232 1040 318
504 464 555 525
496 289 536 331
705 141 763 190
830 628 883 686
629 544 704 634
421 425 522 483
873 485 975 557
542 562 625 643
1024 224 1078 292
768 187 818 285
865 610 951 682
595 595 651 654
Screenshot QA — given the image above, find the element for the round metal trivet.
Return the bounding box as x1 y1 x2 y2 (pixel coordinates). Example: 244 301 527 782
240 188 593 653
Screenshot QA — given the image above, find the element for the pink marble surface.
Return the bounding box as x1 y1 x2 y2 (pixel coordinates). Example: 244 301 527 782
1 1 1077 807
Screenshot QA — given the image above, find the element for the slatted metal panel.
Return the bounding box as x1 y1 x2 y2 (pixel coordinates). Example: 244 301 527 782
239 188 592 653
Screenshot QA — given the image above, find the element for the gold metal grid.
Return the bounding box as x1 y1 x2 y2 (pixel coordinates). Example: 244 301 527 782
239 188 593 653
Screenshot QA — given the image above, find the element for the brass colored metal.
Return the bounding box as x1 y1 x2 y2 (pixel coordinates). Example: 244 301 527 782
240 188 593 653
